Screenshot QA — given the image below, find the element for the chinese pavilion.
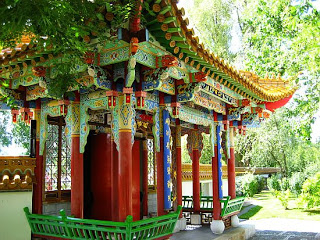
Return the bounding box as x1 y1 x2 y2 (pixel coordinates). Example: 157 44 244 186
0 0 297 239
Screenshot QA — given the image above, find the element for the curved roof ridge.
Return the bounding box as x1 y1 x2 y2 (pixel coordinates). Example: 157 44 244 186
167 0 298 102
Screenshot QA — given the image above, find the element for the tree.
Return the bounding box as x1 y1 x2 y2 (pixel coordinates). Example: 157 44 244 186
181 135 191 163
237 0 320 140
199 134 213 164
183 0 320 140
183 0 236 62
0 0 133 100
235 108 320 177
0 111 13 152
0 111 30 155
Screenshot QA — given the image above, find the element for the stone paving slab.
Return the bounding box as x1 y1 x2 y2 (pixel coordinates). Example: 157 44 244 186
246 218 320 240
249 230 319 240
171 224 255 240
172 218 320 240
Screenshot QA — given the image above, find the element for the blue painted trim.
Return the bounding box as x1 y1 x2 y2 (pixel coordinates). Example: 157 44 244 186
216 124 223 199
163 109 172 210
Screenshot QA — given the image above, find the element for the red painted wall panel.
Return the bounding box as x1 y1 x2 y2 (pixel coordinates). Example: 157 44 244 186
132 140 141 221
89 133 112 220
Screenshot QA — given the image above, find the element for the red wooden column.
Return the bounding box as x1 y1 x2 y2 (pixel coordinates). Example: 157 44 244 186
176 119 182 217
192 126 200 213
212 112 221 220
142 139 149 217
116 91 134 221
228 122 236 199
32 99 43 214
157 92 165 216
111 138 119 221
70 92 84 218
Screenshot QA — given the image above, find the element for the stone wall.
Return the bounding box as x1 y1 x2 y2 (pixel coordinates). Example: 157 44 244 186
148 192 157 216
43 202 71 216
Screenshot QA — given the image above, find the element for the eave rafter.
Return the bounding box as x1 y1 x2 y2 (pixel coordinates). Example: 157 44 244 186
143 0 298 102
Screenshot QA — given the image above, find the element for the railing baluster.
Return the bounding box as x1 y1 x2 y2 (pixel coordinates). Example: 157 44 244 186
24 206 181 240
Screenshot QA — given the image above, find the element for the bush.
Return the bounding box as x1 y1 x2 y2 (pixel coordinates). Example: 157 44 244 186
256 175 266 192
236 173 266 197
236 177 244 196
267 174 281 191
298 172 320 209
289 172 306 196
275 189 291 210
280 177 290 191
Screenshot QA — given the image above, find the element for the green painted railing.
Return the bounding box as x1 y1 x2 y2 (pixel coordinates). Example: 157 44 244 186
220 196 246 217
182 196 193 209
181 195 245 217
24 206 182 240
200 196 213 211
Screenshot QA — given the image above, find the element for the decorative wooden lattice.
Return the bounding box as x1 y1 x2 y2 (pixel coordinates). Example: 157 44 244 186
147 139 156 190
45 124 59 191
45 119 71 201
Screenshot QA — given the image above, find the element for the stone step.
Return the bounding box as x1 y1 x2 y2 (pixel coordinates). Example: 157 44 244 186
214 224 255 240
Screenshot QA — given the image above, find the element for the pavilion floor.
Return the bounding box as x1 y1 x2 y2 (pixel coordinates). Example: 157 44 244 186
171 223 255 240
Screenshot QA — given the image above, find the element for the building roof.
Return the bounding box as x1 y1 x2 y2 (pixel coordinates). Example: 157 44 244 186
0 1 298 104
144 0 298 102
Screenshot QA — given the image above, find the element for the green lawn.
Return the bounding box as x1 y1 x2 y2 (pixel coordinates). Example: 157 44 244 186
239 190 320 221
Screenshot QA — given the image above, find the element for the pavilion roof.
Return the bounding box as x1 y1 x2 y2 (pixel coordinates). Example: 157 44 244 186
144 0 298 102
0 1 298 103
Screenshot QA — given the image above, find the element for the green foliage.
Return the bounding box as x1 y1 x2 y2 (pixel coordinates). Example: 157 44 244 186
183 0 236 62
181 135 191 163
256 175 266 193
0 111 30 155
181 133 213 164
235 108 320 178
298 172 320 209
236 173 265 197
267 175 281 192
0 111 12 149
0 0 134 101
199 133 213 164
238 0 320 140
12 117 30 155
275 189 291 210
280 177 290 191
289 172 306 196
239 205 263 219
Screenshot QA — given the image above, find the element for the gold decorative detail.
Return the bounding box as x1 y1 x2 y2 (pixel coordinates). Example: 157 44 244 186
0 156 36 191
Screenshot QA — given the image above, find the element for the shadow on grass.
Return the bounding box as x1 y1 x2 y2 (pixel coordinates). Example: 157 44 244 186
303 209 320 215
252 197 269 200
239 205 263 220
